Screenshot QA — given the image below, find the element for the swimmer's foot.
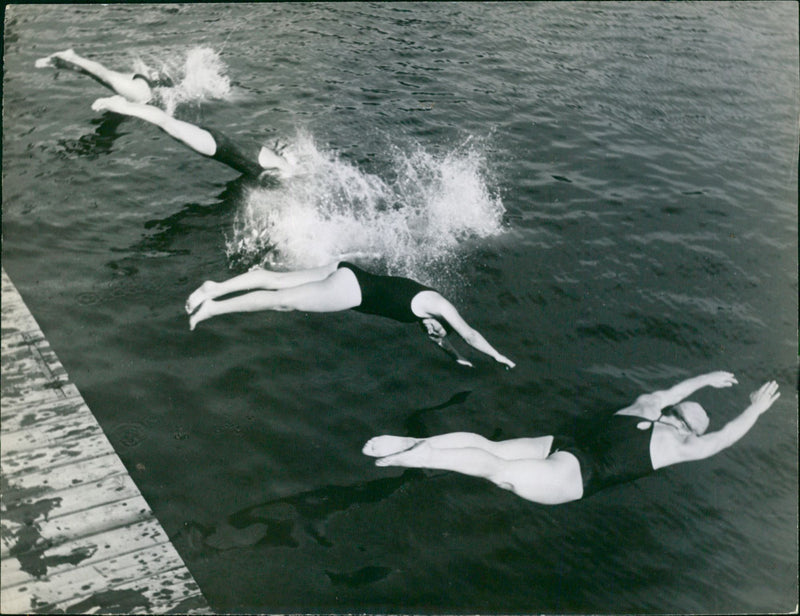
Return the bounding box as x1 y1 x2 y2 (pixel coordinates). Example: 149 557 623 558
35 48 77 69
35 56 54 69
186 281 218 315
375 441 428 467
188 299 213 331
91 95 131 114
363 435 420 457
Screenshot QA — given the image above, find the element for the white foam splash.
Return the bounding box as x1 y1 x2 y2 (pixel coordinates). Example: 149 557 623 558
225 131 506 280
133 46 232 115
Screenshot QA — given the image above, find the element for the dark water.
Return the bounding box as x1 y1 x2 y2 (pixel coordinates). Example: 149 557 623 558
2 3 798 613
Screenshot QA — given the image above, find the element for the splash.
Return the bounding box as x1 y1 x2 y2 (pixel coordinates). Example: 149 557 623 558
132 47 232 115
225 132 506 281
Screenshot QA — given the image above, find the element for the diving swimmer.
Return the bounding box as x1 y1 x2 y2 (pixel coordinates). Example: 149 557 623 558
91 95 293 181
364 372 780 504
35 48 171 104
185 262 516 368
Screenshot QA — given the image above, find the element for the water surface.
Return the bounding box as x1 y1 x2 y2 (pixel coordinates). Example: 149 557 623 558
2 2 797 613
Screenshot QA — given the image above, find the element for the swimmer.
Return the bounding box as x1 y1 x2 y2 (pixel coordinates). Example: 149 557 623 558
35 48 171 104
91 95 293 181
364 373 781 504
185 261 516 368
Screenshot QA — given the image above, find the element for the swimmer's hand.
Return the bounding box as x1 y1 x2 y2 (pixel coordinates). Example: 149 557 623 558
703 371 737 389
496 355 516 369
457 358 474 368
748 380 780 415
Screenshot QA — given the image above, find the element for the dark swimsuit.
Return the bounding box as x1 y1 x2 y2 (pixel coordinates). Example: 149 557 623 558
132 73 174 88
337 262 433 323
201 127 265 179
551 412 664 498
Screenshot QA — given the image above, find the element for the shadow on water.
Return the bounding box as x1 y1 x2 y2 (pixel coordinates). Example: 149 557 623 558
140 177 253 247
56 113 129 160
173 469 425 556
68 175 259 308
100 177 254 278
402 390 472 437
172 392 473 585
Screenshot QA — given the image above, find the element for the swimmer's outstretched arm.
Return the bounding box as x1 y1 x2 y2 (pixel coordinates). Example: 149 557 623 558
36 49 152 104
92 95 216 156
420 295 515 368
628 370 737 410
654 380 780 468
428 332 474 368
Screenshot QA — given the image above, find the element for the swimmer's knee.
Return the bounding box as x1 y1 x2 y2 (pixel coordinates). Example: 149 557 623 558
495 480 515 492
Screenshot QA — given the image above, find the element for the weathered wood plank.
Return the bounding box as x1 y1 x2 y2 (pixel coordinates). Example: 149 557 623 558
37 567 209 614
2 513 175 587
2 432 113 478
2 472 144 523
2 452 125 492
1 404 100 449
2 490 151 560
1 271 39 334
3 424 113 466
1 333 79 411
2 539 180 593
1 268 210 613
4 558 210 614
1 394 89 435
3 469 142 519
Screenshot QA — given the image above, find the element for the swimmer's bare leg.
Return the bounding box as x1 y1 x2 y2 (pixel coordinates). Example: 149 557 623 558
188 268 361 331
376 441 582 504
37 50 152 103
185 263 341 314
365 433 554 460
92 96 216 155
374 440 506 482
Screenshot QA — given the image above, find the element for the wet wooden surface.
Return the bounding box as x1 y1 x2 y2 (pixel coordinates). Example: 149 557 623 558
1 268 212 614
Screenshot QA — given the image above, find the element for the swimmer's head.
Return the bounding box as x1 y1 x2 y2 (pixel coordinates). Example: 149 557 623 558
258 144 295 179
673 401 710 435
153 71 174 88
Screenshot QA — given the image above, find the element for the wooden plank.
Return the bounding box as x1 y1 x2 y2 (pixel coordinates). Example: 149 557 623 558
34 567 209 614
2 514 174 587
3 556 210 614
1 403 100 447
2 431 113 477
1 490 151 560
2 452 125 492
1 394 88 435
1 268 210 614
2 538 180 592
3 427 116 479
1 270 39 334
1 333 79 411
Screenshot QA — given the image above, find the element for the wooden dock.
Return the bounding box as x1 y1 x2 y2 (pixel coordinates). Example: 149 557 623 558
1 268 212 614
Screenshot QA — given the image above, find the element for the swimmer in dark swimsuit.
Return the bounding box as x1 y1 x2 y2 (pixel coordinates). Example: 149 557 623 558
364 372 780 504
184 262 515 368
35 48 172 104
91 95 293 181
